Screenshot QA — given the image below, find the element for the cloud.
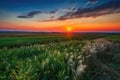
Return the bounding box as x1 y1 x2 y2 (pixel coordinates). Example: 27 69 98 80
17 0 120 22
17 11 42 18
38 19 53 22
87 0 97 4
17 7 77 18
50 16 54 18
57 0 120 20
89 0 97 2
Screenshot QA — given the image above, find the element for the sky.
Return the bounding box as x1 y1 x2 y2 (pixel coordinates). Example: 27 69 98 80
0 0 120 32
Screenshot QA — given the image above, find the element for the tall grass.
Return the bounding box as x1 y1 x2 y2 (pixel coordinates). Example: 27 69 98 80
0 40 85 80
0 34 120 80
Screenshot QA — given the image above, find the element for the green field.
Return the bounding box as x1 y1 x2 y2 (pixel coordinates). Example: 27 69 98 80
0 33 120 80
0 34 105 48
105 34 120 42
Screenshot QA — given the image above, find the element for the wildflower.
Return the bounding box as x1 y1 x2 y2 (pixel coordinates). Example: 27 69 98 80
41 62 45 69
66 53 69 56
77 56 81 60
67 58 74 67
65 53 69 58
78 60 83 65
57 51 61 55
28 58 32 62
70 55 74 59
76 64 87 80
79 44 81 47
90 47 97 54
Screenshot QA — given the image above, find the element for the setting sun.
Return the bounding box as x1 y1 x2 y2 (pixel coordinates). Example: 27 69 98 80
67 27 72 32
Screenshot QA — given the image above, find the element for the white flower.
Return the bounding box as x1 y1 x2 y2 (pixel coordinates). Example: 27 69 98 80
78 60 82 65
65 53 69 58
90 47 97 54
76 64 87 79
57 51 61 55
66 53 69 56
70 55 74 59
77 56 81 60
67 58 74 67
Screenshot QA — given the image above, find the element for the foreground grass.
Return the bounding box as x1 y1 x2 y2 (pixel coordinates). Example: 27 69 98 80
0 34 120 80
0 40 86 80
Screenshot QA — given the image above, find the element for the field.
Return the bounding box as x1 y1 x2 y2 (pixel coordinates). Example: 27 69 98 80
0 33 120 80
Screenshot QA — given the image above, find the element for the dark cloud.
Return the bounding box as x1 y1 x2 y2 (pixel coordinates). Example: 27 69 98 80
17 0 120 22
57 0 120 20
87 0 97 4
49 9 58 14
17 15 31 18
89 0 97 2
17 10 57 18
50 16 54 18
17 11 42 18
17 7 77 18
38 19 54 22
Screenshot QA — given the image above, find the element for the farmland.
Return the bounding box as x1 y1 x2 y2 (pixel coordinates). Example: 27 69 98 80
0 33 120 80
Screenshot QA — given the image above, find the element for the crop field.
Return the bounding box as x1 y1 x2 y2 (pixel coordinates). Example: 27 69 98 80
0 33 120 80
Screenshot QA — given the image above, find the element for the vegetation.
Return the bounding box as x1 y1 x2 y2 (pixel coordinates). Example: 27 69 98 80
0 40 86 80
0 34 120 80
0 34 105 48
105 34 120 43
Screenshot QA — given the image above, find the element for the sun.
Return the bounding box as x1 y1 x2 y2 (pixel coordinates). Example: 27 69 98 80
67 27 72 32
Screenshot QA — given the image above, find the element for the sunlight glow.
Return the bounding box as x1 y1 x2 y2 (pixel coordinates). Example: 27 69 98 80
67 27 71 32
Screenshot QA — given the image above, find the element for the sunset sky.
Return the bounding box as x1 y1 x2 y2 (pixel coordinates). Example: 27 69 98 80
0 0 120 32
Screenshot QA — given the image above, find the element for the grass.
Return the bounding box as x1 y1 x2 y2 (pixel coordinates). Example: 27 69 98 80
0 36 66 48
105 34 120 42
0 33 120 80
0 40 85 80
0 34 105 48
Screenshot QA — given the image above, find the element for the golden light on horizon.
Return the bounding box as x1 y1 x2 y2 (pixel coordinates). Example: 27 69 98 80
0 13 119 32
67 27 72 32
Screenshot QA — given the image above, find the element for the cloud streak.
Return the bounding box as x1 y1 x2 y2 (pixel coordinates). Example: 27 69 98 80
89 0 97 2
17 7 77 18
17 11 42 18
87 0 97 4
57 0 120 20
17 0 120 22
